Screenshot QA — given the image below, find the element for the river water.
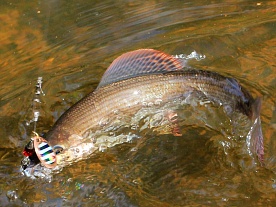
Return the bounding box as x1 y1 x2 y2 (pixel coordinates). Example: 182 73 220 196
0 0 275 206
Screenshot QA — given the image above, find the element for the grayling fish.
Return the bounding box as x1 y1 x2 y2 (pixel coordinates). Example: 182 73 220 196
21 49 264 176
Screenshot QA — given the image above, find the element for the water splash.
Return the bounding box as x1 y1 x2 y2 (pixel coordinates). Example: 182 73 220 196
174 50 206 61
6 190 18 201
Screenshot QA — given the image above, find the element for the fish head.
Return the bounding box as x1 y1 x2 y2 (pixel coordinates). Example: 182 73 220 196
20 135 96 178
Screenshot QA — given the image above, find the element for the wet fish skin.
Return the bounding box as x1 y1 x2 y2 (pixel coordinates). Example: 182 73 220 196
46 70 254 144
43 49 263 165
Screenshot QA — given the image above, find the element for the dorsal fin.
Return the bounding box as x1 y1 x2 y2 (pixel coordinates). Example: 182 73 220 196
97 49 185 88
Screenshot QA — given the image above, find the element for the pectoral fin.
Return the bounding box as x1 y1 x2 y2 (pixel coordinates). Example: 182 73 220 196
166 110 182 137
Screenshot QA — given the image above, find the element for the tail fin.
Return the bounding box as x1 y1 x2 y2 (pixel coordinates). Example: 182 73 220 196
247 97 264 164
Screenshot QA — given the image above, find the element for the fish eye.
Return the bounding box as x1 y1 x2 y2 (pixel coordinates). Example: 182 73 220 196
53 145 64 155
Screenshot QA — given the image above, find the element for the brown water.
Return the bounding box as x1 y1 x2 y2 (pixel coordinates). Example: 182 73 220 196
0 0 275 206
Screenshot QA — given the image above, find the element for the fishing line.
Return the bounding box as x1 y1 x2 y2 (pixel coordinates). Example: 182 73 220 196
26 2 52 134
26 77 45 132
21 3 53 174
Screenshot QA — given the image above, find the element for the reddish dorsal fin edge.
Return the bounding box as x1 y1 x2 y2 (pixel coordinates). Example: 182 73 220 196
97 49 185 88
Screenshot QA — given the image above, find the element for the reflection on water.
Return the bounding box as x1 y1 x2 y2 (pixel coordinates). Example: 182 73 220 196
0 0 275 206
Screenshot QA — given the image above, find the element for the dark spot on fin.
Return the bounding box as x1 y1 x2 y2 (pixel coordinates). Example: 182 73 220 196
249 97 264 164
97 49 185 88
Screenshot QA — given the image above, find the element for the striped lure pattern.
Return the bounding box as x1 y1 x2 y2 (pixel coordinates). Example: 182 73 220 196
38 142 56 164
33 137 57 168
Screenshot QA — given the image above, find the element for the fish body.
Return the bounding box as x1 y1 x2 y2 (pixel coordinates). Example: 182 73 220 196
22 49 264 174
46 70 254 145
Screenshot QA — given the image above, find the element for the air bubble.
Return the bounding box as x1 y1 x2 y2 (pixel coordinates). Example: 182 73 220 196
154 99 162 105
75 148 80 153
142 102 147 107
131 124 138 130
99 144 107 152
223 105 233 115
131 147 138 151
99 117 110 127
6 190 18 201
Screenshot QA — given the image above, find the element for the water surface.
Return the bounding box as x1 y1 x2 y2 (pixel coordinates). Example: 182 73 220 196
0 0 275 206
